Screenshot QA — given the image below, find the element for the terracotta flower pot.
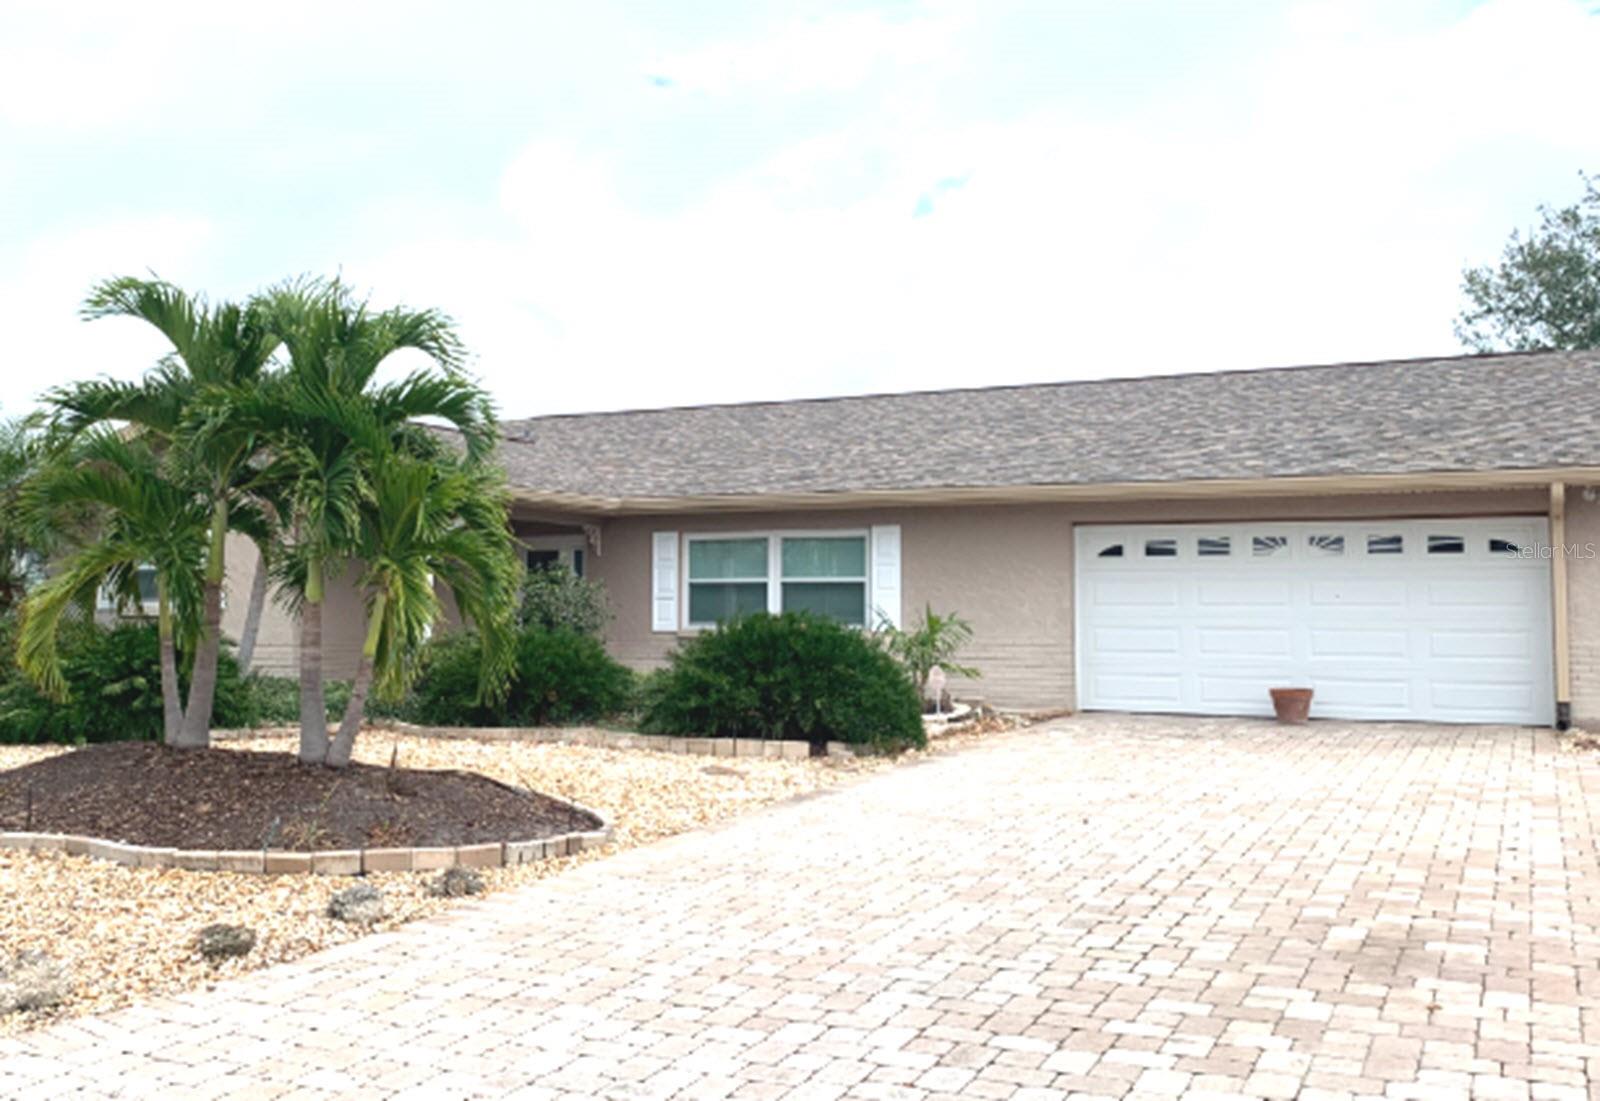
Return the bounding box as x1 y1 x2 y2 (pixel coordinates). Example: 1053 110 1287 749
1269 687 1314 724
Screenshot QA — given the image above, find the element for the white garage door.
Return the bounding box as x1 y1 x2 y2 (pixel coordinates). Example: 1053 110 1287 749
1075 517 1554 725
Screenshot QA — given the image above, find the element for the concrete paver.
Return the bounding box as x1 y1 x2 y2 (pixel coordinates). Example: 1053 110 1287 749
3 713 1600 1099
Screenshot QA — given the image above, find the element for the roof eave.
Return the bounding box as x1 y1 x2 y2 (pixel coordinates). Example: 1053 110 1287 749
509 465 1600 516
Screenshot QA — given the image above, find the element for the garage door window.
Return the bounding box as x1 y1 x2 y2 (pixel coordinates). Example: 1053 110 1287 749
1144 538 1178 558
1197 536 1231 557
1253 535 1288 557
1367 534 1404 555
1427 535 1465 555
1307 534 1345 556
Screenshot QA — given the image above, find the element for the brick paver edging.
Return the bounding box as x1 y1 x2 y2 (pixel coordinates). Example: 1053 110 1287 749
0 796 612 876
214 723 825 759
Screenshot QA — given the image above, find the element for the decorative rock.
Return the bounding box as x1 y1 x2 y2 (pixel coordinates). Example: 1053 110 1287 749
326 883 386 925
0 951 70 1013
196 923 256 961
428 866 485 898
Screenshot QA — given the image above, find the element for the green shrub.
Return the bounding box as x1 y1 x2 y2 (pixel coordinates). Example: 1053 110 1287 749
403 633 496 725
640 612 925 752
0 619 253 744
513 628 635 725
404 628 635 727
518 567 610 637
238 674 355 726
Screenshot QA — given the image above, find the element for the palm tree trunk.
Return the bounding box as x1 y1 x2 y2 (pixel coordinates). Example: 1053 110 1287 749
325 592 384 769
235 551 269 671
297 555 328 764
176 500 228 749
156 580 186 747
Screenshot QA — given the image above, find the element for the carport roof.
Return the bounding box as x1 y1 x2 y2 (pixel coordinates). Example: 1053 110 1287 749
488 349 1600 507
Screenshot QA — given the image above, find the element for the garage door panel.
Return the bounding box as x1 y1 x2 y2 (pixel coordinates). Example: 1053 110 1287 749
1196 626 1292 658
1426 576 1541 608
1091 626 1181 655
1077 518 1553 725
1196 580 1291 606
1091 673 1183 704
1090 579 1180 607
1308 579 1408 607
1307 628 1409 658
1197 676 1289 707
1300 677 1413 711
1429 629 1535 659
1428 680 1537 714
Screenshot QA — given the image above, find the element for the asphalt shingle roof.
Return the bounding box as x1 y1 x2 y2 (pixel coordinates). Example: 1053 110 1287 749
494 350 1600 503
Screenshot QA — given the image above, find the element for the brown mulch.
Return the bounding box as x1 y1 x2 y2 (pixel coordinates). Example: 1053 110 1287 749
0 742 600 851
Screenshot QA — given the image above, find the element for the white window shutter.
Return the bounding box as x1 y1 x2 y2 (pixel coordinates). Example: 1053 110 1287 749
870 525 902 629
651 532 679 632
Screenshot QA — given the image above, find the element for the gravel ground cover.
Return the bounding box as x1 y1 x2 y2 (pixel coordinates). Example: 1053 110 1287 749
0 720 1007 1034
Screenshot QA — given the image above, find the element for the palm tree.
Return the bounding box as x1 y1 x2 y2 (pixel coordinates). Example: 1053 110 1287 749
323 451 520 768
0 413 55 615
17 431 207 745
253 278 496 764
47 277 276 748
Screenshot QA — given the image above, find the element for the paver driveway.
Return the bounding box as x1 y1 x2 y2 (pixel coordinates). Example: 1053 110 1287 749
4 715 1600 1100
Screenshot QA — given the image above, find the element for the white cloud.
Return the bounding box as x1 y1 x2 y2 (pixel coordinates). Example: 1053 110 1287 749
0 215 218 413
6 0 1598 421
650 7 968 95
329 0 1600 420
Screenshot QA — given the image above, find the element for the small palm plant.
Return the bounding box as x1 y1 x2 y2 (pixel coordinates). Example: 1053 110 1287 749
17 431 209 746
322 450 521 768
878 604 980 705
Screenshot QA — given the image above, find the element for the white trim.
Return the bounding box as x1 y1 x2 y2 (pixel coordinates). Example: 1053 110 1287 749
680 529 871 630
870 525 902 629
651 532 679 633
523 533 588 577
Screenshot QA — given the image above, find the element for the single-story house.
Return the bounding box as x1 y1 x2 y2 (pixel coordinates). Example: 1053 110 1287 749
231 349 1600 729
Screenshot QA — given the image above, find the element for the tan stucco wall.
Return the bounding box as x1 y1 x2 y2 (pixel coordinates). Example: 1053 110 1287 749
586 487 1561 713
1564 492 1600 726
225 484 1591 722
217 535 366 681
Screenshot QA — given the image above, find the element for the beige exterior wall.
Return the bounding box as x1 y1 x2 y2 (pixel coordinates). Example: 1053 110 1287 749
224 483 1593 722
585 487 1569 714
216 535 367 681
1564 492 1600 726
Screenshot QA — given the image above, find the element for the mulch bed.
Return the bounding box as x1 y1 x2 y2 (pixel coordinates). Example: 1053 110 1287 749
0 743 600 851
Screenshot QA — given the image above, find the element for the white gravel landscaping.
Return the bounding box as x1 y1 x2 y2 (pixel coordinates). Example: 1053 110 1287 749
0 721 1010 1033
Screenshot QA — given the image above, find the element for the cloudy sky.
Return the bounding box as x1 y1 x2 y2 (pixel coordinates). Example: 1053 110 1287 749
2 0 1597 419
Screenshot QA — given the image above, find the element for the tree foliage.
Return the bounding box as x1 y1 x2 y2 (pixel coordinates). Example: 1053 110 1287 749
877 604 980 701
1457 174 1600 352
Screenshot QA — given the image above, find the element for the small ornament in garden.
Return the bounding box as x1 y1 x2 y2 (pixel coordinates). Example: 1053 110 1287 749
926 665 947 715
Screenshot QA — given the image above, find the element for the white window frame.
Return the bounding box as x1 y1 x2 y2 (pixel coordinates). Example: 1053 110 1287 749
522 533 588 577
681 529 872 630
98 564 160 616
